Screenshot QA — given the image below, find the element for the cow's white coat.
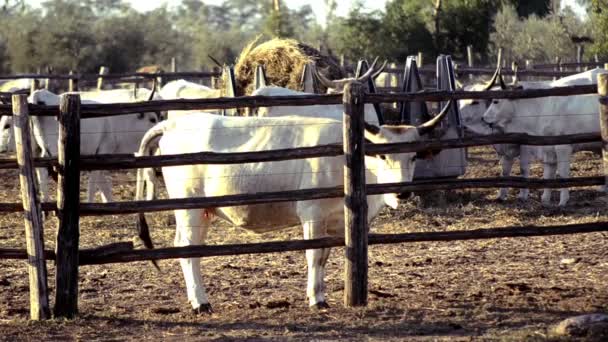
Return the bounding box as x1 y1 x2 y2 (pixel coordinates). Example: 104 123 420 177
135 112 432 311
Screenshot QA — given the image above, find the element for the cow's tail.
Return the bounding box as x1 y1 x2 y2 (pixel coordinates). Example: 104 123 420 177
135 122 166 270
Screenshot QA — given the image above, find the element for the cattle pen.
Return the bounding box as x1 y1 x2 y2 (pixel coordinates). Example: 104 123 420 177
0 74 607 330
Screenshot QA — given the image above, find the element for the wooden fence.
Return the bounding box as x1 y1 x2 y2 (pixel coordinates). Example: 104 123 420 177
1 59 606 97
0 76 608 320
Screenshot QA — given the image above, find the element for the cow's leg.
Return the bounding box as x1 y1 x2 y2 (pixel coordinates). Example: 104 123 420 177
497 154 514 201
541 148 557 206
86 172 97 203
34 167 49 219
35 167 49 203
96 171 113 203
555 145 572 207
302 219 330 308
517 147 532 201
174 208 212 313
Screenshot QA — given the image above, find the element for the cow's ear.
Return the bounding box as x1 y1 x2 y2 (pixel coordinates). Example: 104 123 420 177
137 112 144 119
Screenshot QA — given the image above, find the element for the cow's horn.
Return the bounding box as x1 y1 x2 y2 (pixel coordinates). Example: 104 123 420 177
483 67 500 91
371 60 388 81
314 68 339 90
498 68 507 90
147 77 158 101
416 100 453 136
356 57 378 82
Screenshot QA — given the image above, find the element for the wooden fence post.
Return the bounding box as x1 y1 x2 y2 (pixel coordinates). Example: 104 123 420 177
97 66 109 90
171 57 177 73
211 66 221 88
54 94 81 318
599 73 608 194
343 81 368 307
467 45 474 80
576 45 583 72
68 71 78 92
13 94 51 320
30 79 39 94
554 57 561 81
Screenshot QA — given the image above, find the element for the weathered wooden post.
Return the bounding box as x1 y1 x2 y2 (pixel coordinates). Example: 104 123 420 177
97 66 109 91
68 71 78 92
171 57 177 73
599 73 608 194
511 61 519 83
13 94 51 320
211 66 221 89
54 94 81 318
342 81 368 307
577 45 583 72
554 57 561 81
30 79 39 94
467 45 474 80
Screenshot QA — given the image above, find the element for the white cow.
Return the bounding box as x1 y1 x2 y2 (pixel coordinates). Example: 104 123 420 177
134 102 450 313
0 88 162 203
252 86 382 124
459 74 551 201
482 69 607 206
160 79 221 119
0 78 33 93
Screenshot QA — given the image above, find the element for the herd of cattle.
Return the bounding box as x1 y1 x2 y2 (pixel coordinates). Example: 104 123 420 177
0 63 606 313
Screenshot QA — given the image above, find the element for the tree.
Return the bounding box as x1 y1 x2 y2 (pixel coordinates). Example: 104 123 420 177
587 0 608 58
489 4 591 63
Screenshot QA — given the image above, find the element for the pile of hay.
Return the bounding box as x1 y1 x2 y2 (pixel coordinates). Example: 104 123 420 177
234 37 345 96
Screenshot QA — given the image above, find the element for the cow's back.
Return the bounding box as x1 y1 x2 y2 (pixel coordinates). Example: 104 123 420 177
159 114 345 232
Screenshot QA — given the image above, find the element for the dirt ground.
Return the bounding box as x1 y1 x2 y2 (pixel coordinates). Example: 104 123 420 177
0 146 607 341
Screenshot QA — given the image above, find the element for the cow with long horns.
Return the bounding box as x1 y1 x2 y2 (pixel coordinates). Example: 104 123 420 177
134 74 452 313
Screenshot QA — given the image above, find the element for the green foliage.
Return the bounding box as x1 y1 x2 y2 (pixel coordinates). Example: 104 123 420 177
0 0 597 75
489 4 592 63
588 0 608 58
381 1 435 60
328 7 386 61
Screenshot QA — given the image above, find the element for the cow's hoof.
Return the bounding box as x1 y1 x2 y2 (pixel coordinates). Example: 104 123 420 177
193 303 213 315
310 301 330 310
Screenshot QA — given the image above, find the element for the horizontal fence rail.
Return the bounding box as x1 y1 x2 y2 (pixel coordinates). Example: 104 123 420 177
0 71 220 81
0 84 598 117
0 176 600 215
1 221 606 264
0 133 600 171
75 176 604 216
81 132 601 171
387 67 588 78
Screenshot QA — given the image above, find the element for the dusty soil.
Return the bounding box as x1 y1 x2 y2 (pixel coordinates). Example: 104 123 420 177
0 146 607 341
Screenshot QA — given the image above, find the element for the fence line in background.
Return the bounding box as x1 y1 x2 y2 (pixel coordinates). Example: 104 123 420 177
0 84 598 118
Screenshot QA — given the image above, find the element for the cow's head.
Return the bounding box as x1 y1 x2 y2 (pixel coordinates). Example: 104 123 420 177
460 66 525 135
364 100 452 209
315 58 387 94
482 98 516 133
459 84 495 136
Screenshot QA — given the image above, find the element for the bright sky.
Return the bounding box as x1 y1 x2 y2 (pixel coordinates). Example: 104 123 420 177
27 0 588 22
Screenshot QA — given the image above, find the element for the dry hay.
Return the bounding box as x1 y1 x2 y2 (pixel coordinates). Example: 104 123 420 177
234 37 345 96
